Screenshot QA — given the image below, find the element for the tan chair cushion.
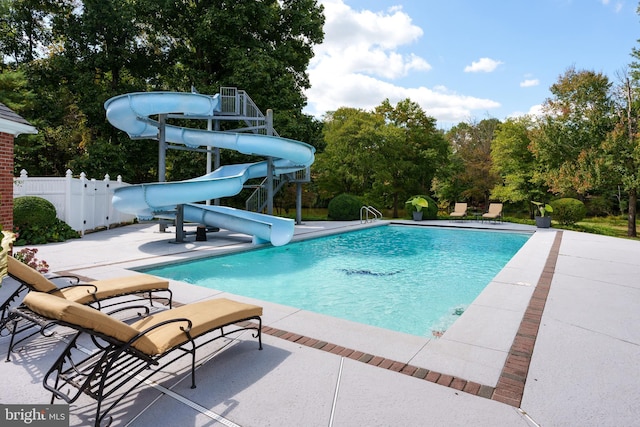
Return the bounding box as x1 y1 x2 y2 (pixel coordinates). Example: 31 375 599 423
483 203 503 218
130 298 263 354
22 292 262 356
449 203 467 217
22 292 138 344
60 274 170 304
8 256 58 293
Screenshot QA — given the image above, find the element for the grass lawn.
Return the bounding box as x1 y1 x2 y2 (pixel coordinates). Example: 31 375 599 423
554 216 639 240
494 215 639 240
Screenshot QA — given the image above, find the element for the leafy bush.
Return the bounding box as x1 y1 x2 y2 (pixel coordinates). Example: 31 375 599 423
584 196 613 217
404 195 438 219
550 198 587 225
13 220 80 245
13 196 79 245
13 196 58 228
328 193 362 220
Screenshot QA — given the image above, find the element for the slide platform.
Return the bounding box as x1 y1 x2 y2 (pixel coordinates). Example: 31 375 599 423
104 92 315 246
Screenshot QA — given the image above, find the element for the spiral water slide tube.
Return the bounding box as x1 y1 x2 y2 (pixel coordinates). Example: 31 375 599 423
104 92 315 246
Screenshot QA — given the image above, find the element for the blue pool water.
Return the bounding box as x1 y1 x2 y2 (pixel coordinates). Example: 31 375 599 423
144 225 530 338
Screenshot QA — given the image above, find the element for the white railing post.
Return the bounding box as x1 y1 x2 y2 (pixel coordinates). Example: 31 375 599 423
104 174 111 229
114 175 123 225
79 172 87 236
90 177 97 231
64 169 73 228
15 170 28 196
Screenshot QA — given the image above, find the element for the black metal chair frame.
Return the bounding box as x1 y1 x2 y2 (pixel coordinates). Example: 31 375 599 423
1 273 173 361
10 303 262 427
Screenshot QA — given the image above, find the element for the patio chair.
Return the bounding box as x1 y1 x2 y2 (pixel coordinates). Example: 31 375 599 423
13 291 262 427
482 203 503 222
2 256 172 359
449 202 468 220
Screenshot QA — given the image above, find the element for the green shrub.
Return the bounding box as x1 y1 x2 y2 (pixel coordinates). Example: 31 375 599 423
13 196 58 228
550 198 587 225
584 196 613 217
13 196 79 245
404 195 438 219
13 220 80 245
328 193 362 220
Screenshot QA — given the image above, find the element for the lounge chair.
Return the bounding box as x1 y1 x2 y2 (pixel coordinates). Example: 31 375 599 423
2 256 172 359
14 291 262 427
449 202 468 220
482 203 503 222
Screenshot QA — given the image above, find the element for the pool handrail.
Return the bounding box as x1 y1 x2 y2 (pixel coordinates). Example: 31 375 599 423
360 206 382 223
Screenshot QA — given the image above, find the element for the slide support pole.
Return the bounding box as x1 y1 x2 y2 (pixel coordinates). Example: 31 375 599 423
266 109 274 215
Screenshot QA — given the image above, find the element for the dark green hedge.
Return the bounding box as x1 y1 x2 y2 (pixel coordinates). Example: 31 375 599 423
13 196 79 245
13 196 58 228
550 198 587 225
328 193 362 220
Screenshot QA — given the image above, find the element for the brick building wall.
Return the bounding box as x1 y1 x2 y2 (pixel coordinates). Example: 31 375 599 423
0 131 14 231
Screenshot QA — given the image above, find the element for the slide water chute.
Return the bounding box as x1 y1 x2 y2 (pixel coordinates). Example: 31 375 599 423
104 92 315 246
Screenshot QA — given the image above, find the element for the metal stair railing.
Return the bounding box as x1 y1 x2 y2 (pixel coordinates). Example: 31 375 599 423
245 175 284 212
219 87 280 137
360 206 383 223
245 165 311 213
220 87 289 211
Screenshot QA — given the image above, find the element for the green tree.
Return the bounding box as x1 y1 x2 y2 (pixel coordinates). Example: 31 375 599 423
314 107 381 199
490 116 545 216
431 150 465 210
530 67 615 196
601 70 640 237
315 100 447 217
0 0 63 67
0 69 34 112
445 119 501 208
373 99 448 216
3 0 325 184
137 0 324 143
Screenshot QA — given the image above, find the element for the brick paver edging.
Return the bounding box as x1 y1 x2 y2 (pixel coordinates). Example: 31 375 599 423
260 230 564 406
491 230 563 406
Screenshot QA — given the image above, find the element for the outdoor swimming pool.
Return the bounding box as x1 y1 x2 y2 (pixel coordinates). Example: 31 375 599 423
144 225 531 337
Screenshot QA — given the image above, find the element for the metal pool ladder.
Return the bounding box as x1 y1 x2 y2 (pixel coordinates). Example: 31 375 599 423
360 206 382 223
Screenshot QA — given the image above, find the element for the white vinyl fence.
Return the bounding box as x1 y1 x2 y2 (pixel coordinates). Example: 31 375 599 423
13 169 136 235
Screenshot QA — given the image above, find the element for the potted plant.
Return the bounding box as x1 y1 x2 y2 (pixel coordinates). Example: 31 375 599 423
531 201 553 228
407 196 429 221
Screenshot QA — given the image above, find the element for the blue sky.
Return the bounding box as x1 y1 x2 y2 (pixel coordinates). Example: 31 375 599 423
303 0 639 127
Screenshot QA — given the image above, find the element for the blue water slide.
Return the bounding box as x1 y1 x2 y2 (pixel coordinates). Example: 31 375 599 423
104 92 315 246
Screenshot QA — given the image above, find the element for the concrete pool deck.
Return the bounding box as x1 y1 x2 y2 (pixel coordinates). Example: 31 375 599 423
1 219 638 426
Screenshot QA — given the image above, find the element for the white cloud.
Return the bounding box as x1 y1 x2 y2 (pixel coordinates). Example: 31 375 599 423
520 79 540 87
304 1 501 124
313 0 429 80
508 104 544 120
464 57 504 73
306 63 500 124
